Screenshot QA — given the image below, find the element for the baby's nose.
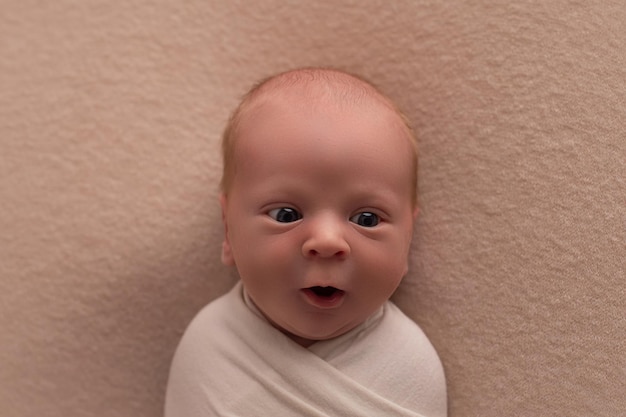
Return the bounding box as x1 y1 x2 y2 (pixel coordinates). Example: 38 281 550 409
301 216 350 259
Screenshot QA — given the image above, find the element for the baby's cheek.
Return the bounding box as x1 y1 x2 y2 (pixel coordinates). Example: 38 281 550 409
246 239 292 268
366 246 409 279
263 234 299 253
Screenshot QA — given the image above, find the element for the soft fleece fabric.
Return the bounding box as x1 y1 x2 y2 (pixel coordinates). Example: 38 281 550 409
165 281 447 416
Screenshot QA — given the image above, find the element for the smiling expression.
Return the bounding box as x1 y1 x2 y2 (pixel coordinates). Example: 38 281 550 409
220 84 417 347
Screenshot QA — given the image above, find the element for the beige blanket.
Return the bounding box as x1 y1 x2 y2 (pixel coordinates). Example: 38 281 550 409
165 281 447 416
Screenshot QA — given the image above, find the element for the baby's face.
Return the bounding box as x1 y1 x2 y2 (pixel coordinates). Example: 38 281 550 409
220 93 417 347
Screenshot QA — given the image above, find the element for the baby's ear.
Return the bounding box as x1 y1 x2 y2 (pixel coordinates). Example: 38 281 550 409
219 194 235 266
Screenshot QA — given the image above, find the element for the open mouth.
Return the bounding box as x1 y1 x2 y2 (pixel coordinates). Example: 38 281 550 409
309 286 341 298
302 286 346 309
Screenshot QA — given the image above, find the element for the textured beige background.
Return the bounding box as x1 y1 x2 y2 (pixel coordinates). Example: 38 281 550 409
1 1 624 416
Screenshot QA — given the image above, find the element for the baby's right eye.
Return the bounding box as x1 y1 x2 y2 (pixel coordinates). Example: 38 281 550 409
267 207 302 223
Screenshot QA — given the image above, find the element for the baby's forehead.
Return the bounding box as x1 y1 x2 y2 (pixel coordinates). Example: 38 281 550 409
239 77 405 139
237 82 415 162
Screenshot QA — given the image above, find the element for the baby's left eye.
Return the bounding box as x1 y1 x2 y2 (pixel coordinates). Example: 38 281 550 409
349 212 380 227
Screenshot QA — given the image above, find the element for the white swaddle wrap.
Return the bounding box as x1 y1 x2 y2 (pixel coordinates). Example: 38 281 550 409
165 281 447 416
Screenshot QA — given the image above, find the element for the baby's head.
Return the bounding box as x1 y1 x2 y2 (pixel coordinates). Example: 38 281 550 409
221 68 418 204
219 68 419 347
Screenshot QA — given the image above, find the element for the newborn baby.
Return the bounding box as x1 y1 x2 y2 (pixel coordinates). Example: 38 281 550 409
165 67 447 416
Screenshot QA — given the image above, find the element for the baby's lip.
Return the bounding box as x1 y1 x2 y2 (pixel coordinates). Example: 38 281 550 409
300 286 346 309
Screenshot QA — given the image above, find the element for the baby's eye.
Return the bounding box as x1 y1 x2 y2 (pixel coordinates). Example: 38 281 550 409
268 207 302 223
349 212 380 227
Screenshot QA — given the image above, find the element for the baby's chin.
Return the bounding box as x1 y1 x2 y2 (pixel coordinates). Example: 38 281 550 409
283 332 318 348
274 320 362 348
268 321 332 347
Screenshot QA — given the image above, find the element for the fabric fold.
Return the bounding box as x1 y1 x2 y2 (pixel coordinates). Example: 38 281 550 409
165 281 447 416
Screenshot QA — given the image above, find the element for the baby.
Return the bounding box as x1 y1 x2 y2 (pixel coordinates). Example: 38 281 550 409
165 68 447 416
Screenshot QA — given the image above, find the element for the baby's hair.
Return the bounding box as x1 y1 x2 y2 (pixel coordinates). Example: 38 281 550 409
220 67 419 207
